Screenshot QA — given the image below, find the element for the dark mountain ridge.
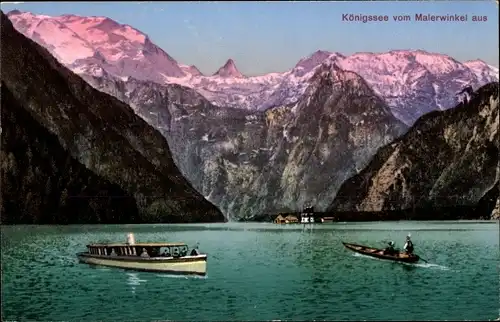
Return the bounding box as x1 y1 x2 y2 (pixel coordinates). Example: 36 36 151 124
328 82 499 219
1 84 139 224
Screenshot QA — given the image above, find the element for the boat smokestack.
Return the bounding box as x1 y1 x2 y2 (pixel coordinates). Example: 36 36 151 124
127 233 136 245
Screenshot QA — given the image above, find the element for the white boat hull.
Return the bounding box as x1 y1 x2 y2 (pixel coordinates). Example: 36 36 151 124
77 253 207 275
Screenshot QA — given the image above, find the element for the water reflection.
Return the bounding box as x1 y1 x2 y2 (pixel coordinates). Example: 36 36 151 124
126 272 147 294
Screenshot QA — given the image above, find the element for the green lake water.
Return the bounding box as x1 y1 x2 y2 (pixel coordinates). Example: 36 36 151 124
1 221 499 321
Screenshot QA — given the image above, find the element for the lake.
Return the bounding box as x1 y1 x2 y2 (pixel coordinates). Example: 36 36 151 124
1 221 498 321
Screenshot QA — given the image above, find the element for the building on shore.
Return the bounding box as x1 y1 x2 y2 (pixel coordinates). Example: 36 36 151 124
273 210 335 224
274 214 300 224
274 214 286 224
284 215 299 224
300 206 315 223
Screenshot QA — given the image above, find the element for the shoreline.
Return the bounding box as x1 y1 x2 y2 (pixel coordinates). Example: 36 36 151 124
1 203 497 225
0 219 498 227
241 204 498 223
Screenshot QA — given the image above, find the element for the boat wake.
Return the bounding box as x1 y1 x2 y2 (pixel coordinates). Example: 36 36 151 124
351 253 451 271
155 274 208 280
405 262 450 271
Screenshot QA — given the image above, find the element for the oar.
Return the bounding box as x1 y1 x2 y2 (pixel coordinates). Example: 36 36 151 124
419 256 429 263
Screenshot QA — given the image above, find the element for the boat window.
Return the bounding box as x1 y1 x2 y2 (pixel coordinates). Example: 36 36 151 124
149 247 160 257
160 247 171 257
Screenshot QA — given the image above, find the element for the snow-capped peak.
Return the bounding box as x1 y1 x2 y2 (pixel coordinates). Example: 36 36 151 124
462 59 499 84
463 59 488 65
464 59 499 72
213 59 244 78
294 50 343 69
180 64 204 77
292 50 345 77
7 10 186 81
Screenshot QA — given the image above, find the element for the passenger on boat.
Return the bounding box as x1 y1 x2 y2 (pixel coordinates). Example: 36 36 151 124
161 250 171 257
403 235 414 254
110 249 117 256
140 248 150 258
384 241 396 255
190 247 199 256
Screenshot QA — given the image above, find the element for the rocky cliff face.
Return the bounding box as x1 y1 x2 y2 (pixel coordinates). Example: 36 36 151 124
242 64 408 219
0 11 224 224
1 84 139 224
79 61 407 219
329 82 499 219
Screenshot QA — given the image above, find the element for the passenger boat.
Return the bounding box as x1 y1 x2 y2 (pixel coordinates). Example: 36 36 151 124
77 233 207 275
342 242 420 263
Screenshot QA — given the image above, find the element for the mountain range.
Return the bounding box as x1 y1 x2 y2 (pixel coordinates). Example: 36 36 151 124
74 59 409 219
0 10 224 224
3 10 499 221
7 10 499 125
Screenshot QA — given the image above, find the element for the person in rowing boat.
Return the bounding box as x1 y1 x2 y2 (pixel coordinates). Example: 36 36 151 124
403 235 414 254
384 241 397 255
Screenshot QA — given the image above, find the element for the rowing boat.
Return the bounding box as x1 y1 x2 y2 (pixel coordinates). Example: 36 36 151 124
342 242 420 263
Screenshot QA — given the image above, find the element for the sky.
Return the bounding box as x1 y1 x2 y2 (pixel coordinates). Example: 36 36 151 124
1 1 498 76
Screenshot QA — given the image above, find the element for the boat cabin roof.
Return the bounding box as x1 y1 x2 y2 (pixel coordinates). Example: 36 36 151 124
87 242 187 248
